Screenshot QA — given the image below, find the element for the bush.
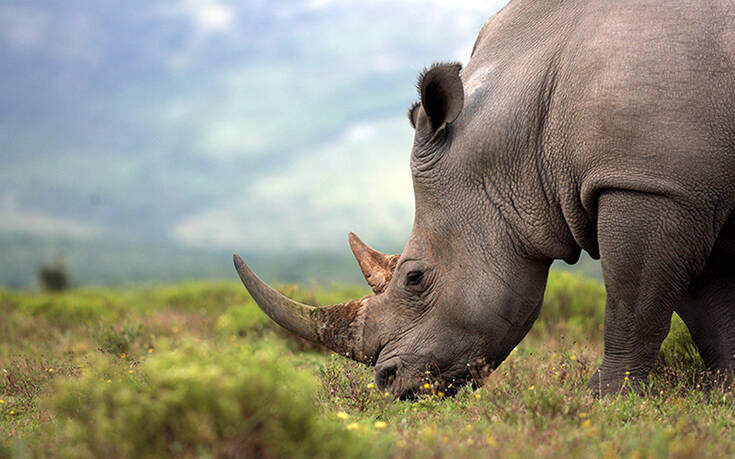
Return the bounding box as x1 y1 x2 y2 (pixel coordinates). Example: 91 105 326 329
319 354 386 414
654 314 706 388
213 284 324 337
659 315 703 370
539 271 606 334
21 294 111 324
215 303 271 337
97 321 145 355
150 282 246 313
37 338 387 458
215 285 345 352
38 261 70 292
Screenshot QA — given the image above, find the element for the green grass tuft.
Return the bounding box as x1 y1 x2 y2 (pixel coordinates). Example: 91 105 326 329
29 338 387 458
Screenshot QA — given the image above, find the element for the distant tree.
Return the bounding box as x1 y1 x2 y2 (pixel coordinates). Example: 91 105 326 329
38 259 70 292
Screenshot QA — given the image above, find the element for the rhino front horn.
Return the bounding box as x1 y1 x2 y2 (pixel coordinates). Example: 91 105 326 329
233 254 376 364
348 232 399 294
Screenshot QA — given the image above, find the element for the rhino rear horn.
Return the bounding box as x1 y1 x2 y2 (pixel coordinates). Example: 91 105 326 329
348 232 399 294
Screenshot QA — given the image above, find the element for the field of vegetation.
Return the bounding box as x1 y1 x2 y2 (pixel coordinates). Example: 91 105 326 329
1 271 733 458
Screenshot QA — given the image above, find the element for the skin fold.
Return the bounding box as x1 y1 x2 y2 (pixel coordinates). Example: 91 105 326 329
235 0 735 397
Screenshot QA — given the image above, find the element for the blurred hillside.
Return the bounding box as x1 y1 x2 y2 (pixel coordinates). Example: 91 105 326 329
0 232 601 289
0 233 363 288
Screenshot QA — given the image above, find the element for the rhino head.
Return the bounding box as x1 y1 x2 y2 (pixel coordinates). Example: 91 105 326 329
234 63 553 398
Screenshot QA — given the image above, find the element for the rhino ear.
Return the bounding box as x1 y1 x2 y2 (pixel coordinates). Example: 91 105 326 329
418 62 464 134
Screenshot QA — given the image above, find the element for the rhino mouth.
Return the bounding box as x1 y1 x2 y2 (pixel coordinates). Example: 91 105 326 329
375 355 497 399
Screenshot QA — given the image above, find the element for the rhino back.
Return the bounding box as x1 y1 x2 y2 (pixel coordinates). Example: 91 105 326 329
559 0 735 201
463 0 735 254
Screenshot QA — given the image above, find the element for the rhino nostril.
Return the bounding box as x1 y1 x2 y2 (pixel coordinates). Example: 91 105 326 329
376 364 398 391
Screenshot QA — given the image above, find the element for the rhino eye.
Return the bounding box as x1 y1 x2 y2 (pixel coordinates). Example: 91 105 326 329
406 270 424 286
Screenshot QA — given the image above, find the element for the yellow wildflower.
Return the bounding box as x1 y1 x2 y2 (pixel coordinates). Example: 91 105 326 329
346 422 359 430
337 411 350 420
625 370 631 375
106 379 112 383
475 393 481 399
528 385 535 391
570 355 577 361
438 391 445 397
583 419 591 428
465 425 473 432
148 348 154 353
579 412 588 418
0 400 4 404
367 383 374 389
384 392 391 397
128 370 134 374
423 383 430 389
120 353 126 359
421 426 436 439
9 411 15 415
374 421 387 429
47 368 54 373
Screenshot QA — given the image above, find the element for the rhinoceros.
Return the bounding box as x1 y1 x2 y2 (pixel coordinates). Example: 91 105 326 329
234 0 735 396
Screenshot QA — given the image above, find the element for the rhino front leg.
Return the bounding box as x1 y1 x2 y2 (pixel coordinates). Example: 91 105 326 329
589 190 715 396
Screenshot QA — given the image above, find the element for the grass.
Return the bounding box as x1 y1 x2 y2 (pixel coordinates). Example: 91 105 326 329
0 271 733 457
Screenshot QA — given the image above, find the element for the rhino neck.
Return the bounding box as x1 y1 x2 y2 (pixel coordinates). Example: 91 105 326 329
457 75 581 265
462 0 594 264
458 22 587 266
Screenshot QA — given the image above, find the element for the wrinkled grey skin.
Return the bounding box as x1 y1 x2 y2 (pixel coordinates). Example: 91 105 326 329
236 0 735 397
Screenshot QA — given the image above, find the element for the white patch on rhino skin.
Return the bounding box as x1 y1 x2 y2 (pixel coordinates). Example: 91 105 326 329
464 65 495 98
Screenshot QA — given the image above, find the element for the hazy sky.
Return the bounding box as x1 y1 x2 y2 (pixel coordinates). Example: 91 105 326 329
0 0 508 254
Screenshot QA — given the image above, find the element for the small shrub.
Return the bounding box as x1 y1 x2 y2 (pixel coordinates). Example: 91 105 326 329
521 385 568 425
21 295 109 324
152 282 245 313
653 314 707 388
38 339 387 458
97 321 144 356
0 357 56 403
215 304 271 337
319 354 386 413
659 314 704 371
216 292 325 352
38 261 70 292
